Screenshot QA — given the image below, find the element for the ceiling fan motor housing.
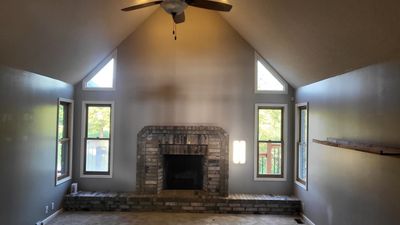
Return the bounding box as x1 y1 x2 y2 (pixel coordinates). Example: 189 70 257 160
161 0 188 15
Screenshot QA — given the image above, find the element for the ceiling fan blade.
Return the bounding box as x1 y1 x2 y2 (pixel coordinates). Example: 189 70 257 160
173 12 186 24
121 0 162 11
185 0 232 12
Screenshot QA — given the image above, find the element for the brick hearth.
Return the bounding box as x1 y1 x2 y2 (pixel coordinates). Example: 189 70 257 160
64 192 301 215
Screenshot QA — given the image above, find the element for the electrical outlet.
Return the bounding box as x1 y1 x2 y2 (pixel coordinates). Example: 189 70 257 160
51 202 55 210
45 205 49 214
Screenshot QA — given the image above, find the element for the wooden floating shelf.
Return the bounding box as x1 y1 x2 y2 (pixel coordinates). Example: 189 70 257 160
313 138 400 156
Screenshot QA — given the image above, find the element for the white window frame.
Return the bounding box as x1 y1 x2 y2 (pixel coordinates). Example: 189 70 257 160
55 98 74 186
255 52 288 94
254 103 288 181
294 102 309 190
80 101 114 178
82 50 117 91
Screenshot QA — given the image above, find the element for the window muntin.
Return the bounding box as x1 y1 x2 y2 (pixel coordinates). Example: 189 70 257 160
56 100 73 185
296 105 308 186
83 104 112 175
256 106 284 178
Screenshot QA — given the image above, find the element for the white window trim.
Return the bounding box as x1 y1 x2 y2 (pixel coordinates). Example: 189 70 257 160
254 103 288 181
82 50 117 91
80 101 114 178
254 52 288 94
56 98 74 186
294 102 309 190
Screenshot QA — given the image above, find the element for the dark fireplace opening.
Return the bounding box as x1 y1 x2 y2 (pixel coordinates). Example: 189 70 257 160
163 155 203 190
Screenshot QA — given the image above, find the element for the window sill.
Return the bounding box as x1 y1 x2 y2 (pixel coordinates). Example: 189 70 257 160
255 90 288 95
56 176 72 186
82 87 115 91
295 180 308 190
80 174 113 179
254 176 287 182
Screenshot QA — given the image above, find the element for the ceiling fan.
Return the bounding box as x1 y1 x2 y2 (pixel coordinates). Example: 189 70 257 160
121 0 233 24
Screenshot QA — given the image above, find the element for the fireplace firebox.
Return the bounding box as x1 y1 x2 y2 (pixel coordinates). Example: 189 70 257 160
164 155 204 190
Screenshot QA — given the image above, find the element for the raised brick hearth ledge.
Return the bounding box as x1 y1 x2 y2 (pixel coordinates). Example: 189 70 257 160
64 192 301 215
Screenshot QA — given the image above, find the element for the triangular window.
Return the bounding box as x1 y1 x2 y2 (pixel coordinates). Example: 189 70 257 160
83 51 116 90
255 53 287 93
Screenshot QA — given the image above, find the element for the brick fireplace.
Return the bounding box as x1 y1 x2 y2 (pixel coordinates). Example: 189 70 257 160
65 126 302 214
136 126 229 196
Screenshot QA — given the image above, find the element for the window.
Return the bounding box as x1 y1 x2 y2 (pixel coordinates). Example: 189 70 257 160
56 98 73 185
255 53 287 94
255 104 287 180
295 103 308 189
81 102 114 177
83 51 116 90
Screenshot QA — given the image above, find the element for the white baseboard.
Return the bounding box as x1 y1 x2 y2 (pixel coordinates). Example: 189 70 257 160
41 208 63 225
301 213 316 225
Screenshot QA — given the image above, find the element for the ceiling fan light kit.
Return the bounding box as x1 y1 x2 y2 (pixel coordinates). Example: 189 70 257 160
122 0 233 40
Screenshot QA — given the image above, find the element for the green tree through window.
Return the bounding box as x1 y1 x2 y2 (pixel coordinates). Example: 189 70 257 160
257 106 284 178
84 104 112 175
56 100 72 184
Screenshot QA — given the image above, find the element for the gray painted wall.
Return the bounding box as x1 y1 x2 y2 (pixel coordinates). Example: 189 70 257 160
0 66 74 225
73 8 295 194
295 60 400 225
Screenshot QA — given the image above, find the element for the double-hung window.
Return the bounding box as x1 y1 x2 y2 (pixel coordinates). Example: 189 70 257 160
295 103 308 189
56 98 73 185
255 104 286 180
82 102 113 177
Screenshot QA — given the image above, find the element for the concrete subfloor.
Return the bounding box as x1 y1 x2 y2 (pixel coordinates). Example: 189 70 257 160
48 212 309 225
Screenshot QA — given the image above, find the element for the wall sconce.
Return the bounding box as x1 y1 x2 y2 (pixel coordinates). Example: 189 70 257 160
233 140 246 164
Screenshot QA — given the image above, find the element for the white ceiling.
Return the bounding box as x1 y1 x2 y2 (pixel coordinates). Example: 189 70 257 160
1 0 400 87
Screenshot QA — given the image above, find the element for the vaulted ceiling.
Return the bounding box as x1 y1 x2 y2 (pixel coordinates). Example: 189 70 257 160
0 0 156 84
1 0 400 87
222 0 400 87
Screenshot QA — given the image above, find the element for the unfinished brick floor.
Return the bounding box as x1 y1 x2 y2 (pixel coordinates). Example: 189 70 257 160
48 212 310 225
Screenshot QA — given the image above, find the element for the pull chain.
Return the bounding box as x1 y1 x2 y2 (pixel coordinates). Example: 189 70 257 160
172 21 177 40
